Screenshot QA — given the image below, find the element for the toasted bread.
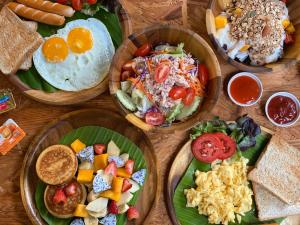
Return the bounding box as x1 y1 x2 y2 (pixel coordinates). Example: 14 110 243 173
44 180 87 218
248 135 300 205
252 182 300 221
19 21 38 70
0 7 42 74
36 145 78 185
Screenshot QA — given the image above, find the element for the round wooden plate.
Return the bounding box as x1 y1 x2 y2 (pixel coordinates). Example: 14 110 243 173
7 4 133 105
20 109 158 225
166 125 299 225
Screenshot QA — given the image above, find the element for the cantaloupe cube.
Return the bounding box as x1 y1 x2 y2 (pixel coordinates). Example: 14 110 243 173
286 23 295 33
71 139 86 153
99 190 121 202
282 19 290 29
73 204 89 217
240 45 251 52
117 168 131 178
94 154 108 172
215 15 227 29
112 177 124 193
77 169 94 183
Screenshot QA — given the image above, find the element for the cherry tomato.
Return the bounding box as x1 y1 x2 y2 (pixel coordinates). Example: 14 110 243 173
191 133 223 163
214 133 236 160
56 0 68 4
183 88 195 106
154 64 170 83
122 60 135 71
87 0 97 4
121 71 132 81
169 86 187 100
71 0 82 10
285 33 295 45
198 64 209 87
145 112 164 126
134 43 151 57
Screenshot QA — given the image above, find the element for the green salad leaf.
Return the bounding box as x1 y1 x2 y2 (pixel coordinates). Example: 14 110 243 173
35 126 147 225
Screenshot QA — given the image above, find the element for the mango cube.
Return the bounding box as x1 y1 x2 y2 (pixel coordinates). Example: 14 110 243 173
73 204 89 217
215 15 227 29
77 169 94 183
286 23 295 33
71 139 86 153
112 177 124 193
282 19 290 29
240 45 251 52
94 154 108 172
117 168 131 179
100 190 121 202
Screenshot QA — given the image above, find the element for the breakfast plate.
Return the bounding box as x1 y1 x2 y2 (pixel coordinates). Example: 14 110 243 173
167 116 300 225
6 1 132 105
20 109 158 225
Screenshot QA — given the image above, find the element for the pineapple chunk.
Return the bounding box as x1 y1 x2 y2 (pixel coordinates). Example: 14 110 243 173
239 45 251 52
77 169 94 183
215 15 227 29
73 204 89 217
107 140 121 156
282 19 290 29
71 139 86 153
286 23 296 33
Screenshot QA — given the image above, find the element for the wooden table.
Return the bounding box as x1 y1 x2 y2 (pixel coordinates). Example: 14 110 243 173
0 0 300 224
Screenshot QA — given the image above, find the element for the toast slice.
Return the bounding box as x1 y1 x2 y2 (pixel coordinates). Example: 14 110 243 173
19 21 38 70
252 182 300 221
248 135 300 205
0 7 42 74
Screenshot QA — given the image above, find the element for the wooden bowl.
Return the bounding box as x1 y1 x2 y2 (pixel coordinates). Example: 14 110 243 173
206 0 300 73
109 24 222 133
20 109 158 225
6 4 133 105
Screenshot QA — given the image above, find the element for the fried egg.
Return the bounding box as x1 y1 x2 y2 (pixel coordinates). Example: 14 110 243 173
33 18 115 91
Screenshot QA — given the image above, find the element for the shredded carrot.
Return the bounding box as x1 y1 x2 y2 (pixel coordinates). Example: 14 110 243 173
185 65 196 71
179 60 185 71
127 77 154 101
146 59 152 74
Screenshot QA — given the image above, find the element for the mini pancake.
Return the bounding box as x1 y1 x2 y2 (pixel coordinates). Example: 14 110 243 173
36 145 78 185
44 180 87 218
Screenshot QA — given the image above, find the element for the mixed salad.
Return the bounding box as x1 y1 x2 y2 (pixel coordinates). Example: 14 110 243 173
116 43 210 126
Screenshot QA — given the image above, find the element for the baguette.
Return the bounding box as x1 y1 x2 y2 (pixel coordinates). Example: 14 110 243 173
7 2 65 26
17 0 75 17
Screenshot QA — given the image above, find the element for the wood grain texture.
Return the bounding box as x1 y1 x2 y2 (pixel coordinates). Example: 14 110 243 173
0 0 299 225
109 24 222 133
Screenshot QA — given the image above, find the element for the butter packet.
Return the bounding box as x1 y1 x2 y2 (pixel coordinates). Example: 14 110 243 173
0 89 16 114
0 119 25 155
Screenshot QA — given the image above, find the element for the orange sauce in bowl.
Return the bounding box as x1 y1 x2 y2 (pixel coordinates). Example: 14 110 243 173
230 76 260 104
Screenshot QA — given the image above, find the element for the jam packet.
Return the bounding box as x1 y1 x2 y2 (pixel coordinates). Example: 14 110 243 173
0 119 25 155
0 89 16 114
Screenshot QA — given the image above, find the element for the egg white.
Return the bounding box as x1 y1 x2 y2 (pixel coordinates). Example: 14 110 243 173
33 18 115 91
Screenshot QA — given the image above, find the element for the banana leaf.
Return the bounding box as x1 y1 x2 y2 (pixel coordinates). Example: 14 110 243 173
35 126 147 225
17 6 123 92
173 133 284 225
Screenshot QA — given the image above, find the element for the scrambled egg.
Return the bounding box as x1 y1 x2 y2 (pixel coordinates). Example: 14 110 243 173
184 157 253 225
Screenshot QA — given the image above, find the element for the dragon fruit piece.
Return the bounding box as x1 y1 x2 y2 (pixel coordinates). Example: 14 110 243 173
93 173 111 193
131 169 146 186
99 214 117 225
70 218 84 225
108 155 125 168
77 146 94 163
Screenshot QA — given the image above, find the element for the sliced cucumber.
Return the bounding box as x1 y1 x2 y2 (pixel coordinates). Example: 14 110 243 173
120 81 132 94
176 96 202 121
166 102 184 123
116 90 136 111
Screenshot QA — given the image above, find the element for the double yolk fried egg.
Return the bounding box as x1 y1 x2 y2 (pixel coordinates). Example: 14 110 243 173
33 18 115 91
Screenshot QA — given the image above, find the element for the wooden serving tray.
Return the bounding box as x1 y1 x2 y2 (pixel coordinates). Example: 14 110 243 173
20 109 158 225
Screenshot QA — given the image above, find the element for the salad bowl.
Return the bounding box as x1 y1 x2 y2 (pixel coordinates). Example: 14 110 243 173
206 0 300 72
109 24 222 133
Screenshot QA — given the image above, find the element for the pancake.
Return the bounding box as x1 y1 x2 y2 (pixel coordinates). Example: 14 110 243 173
44 180 87 218
36 145 78 185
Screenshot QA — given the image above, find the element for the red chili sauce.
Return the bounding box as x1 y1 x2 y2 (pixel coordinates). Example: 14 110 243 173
268 95 298 124
230 76 260 104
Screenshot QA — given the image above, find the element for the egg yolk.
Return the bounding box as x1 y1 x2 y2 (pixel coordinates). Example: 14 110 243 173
42 37 68 63
67 28 93 54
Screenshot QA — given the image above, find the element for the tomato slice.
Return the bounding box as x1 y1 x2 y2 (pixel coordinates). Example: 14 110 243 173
214 133 237 160
71 0 82 10
154 64 170 83
183 88 195 106
122 60 135 71
145 112 164 126
191 133 223 163
134 43 151 57
198 64 209 87
169 86 187 100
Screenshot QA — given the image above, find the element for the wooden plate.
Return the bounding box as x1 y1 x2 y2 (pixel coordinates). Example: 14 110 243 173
7 4 133 105
20 109 158 225
166 125 299 225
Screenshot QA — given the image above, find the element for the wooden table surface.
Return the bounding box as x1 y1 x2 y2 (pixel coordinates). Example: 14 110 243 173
0 0 300 224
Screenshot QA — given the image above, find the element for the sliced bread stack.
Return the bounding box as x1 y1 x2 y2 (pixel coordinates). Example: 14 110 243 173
248 135 300 221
